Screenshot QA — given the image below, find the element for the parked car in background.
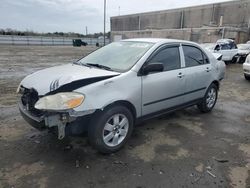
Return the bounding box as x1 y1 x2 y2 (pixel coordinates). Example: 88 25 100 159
243 54 250 80
247 41 250 44
72 39 88 47
235 44 250 63
201 39 238 64
214 39 238 64
17 38 225 153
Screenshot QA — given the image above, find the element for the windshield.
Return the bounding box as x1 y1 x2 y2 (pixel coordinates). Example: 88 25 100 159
238 44 250 50
77 41 154 72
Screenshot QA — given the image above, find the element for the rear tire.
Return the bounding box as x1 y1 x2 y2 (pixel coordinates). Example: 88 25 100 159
88 105 134 154
245 74 250 80
198 83 218 113
231 56 237 64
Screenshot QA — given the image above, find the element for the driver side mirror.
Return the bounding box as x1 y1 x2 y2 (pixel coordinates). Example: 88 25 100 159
217 54 223 61
141 63 164 75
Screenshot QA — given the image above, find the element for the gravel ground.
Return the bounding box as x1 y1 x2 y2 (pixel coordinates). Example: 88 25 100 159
0 45 250 188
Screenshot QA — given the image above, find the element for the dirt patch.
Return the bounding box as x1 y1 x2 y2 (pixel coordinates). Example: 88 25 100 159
229 165 250 188
169 114 205 136
37 177 48 188
245 116 250 123
195 163 204 173
0 121 29 141
219 82 250 102
129 126 190 162
228 144 250 187
239 144 250 156
168 148 189 160
1 162 48 187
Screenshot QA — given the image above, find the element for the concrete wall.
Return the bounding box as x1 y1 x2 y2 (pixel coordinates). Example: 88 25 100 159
111 27 249 43
111 0 250 43
111 0 250 31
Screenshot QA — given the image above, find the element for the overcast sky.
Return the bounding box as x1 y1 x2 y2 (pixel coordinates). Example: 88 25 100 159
0 0 232 34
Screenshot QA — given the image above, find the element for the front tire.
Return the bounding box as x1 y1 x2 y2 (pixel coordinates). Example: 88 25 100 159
198 83 218 113
245 74 250 80
88 105 134 154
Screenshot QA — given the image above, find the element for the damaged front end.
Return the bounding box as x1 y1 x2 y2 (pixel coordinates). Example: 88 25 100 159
18 86 94 139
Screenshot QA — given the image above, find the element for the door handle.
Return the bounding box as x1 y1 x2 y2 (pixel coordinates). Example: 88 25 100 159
205 67 211 72
177 72 184 78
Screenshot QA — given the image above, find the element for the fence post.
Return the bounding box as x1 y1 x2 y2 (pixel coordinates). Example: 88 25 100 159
11 35 14 45
27 36 29 45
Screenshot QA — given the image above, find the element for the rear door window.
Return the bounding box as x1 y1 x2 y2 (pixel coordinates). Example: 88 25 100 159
183 45 205 67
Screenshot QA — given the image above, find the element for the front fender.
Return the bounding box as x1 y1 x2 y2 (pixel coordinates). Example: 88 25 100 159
73 71 142 117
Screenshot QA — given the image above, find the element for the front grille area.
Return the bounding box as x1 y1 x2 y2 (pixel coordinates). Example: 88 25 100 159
20 87 44 116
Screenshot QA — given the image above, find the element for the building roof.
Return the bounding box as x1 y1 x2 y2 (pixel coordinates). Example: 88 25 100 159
123 38 198 45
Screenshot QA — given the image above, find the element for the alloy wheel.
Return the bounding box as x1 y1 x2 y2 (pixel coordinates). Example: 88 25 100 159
102 114 129 147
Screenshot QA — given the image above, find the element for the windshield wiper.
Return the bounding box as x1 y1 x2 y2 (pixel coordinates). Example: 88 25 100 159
73 61 93 68
86 63 113 71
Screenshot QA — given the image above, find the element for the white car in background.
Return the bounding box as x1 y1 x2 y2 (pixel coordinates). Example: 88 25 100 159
201 39 238 64
235 44 250 64
243 54 250 80
214 39 238 64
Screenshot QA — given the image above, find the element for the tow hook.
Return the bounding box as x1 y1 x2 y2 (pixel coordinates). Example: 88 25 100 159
45 114 71 140
57 121 66 140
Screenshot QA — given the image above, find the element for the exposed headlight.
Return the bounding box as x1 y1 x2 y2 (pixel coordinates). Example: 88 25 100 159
35 92 85 110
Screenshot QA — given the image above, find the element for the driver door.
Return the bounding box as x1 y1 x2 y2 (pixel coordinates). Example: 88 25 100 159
141 44 186 116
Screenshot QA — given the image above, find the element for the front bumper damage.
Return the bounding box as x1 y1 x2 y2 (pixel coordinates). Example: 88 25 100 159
19 102 95 139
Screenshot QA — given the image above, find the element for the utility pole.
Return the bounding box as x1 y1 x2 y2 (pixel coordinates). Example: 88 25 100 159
85 26 88 36
104 0 106 46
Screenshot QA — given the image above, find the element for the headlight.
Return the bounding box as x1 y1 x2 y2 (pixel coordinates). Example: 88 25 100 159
35 92 85 110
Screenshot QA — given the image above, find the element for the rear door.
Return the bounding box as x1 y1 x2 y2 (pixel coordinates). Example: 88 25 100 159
181 45 212 103
219 43 237 61
141 44 186 116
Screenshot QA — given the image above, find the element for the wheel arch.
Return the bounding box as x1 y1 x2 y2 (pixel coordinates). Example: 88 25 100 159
212 80 220 90
103 100 137 122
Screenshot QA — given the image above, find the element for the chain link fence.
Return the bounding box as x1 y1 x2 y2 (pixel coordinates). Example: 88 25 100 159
0 35 110 46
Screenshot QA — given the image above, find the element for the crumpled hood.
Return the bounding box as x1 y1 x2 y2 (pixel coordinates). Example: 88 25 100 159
21 63 119 95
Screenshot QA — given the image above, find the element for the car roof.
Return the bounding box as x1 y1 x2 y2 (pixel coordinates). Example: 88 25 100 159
122 38 198 45
216 38 235 44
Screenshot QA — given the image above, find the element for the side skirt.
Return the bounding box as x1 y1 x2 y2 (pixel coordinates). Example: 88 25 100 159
136 99 202 124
